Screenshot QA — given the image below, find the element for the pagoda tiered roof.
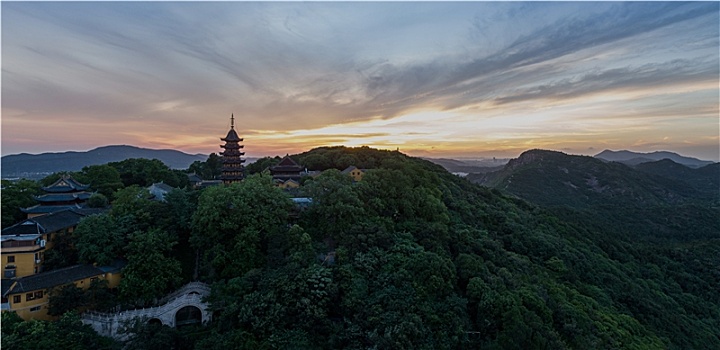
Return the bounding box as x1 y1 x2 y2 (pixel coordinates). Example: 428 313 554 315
220 114 246 184
22 175 93 216
221 128 243 143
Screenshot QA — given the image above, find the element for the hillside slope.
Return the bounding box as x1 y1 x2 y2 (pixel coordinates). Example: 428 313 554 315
468 149 711 208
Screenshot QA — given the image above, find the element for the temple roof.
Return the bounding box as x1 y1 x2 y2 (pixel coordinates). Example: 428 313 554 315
35 192 93 203
21 204 84 214
41 175 90 193
271 155 303 172
5 264 104 295
342 166 367 174
1 279 14 298
221 128 242 143
3 208 91 236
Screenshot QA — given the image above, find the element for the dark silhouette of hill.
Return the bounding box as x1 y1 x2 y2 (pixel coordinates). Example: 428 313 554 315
468 149 713 208
595 149 713 168
635 159 719 200
2 145 207 178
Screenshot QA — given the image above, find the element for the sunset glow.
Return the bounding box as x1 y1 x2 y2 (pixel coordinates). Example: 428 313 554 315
2 2 718 161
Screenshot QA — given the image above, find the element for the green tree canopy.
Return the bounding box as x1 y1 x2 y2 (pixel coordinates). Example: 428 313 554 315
119 228 182 306
191 174 293 280
1 179 41 227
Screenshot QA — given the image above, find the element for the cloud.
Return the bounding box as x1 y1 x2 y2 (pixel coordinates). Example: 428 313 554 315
493 58 719 105
2 2 718 160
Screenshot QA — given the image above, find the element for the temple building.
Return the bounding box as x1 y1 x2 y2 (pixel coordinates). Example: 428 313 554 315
270 155 305 187
22 175 93 218
220 114 246 184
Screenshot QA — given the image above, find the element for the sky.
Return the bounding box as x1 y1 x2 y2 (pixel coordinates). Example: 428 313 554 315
2 1 719 161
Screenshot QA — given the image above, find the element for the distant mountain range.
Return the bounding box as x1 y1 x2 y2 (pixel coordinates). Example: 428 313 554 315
2 145 208 179
594 149 714 168
469 149 719 208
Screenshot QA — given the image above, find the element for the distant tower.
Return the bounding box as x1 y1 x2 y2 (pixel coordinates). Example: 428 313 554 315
220 114 246 184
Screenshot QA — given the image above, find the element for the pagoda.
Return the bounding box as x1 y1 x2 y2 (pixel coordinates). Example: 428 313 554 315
21 175 93 218
220 114 246 184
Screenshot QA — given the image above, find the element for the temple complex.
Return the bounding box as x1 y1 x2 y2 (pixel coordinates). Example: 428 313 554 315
21 175 93 218
270 155 304 184
219 114 246 184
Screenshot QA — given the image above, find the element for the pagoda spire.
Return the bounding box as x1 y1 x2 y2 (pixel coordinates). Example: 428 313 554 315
231 113 235 129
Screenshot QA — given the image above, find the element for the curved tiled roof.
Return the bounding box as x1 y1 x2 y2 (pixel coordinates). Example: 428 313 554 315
221 128 242 142
41 176 90 193
35 192 93 203
3 208 90 236
20 204 84 214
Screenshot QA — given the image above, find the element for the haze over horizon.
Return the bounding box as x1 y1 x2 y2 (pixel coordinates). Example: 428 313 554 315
2 2 719 161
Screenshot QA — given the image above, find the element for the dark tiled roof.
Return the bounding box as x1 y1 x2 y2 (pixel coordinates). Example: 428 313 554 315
97 259 127 274
271 156 303 173
277 155 300 167
221 128 242 142
21 204 83 214
7 264 104 295
71 207 107 216
187 173 203 183
270 156 303 173
150 182 175 193
2 279 16 297
1 221 41 236
3 209 88 236
342 165 359 174
41 176 90 193
199 180 222 188
35 192 92 203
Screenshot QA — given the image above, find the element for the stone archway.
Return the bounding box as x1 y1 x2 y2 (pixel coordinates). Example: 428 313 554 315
147 318 163 326
174 305 202 327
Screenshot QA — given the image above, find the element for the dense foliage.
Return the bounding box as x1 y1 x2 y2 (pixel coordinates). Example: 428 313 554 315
3 147 718 349
1 179 42 227
1 312 118 350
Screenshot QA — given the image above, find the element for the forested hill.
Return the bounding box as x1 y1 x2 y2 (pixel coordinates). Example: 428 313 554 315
468 149 719 207
204 147 718 348
3 146 719 349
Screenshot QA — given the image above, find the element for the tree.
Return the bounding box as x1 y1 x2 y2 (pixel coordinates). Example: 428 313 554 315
191 174 293 279
48 284 87 316
42 230 79 270
120 319 194 350
245 156 281 175
87 193 109 208
108 158 183 187
119 228 182 306
187 153 222 180
299 169 365 241
1 179 41 227
111 186 161 232
2 311 119 350
74 214 124 266
76 164 124 198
